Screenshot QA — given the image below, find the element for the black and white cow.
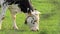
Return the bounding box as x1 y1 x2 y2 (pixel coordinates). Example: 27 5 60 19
0 0 41 31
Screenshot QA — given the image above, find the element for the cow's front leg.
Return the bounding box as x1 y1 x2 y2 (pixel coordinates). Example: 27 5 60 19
24 13 29 24
9 5 19 30
25 13 32 24
11 13 18 30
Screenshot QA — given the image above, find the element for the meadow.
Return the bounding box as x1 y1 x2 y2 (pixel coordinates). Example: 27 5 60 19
0 0 60 34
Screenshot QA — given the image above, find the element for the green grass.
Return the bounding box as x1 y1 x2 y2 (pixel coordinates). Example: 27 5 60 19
0 0 60 34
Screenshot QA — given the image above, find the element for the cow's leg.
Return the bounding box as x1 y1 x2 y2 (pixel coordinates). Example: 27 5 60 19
24 13 32 24
24 13 29 24
0 2 8 29
11 13 18 30
9 5 18 30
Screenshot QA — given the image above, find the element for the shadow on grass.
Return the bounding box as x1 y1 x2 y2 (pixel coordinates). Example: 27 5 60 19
0 5 1 8
40 12 56 20
39 29 48 34
0 28 27 32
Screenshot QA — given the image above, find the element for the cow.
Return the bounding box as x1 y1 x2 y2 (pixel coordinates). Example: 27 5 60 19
0 0 41 31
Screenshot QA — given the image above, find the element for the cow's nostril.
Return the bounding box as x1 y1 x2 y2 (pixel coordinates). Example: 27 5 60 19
31 27 39 31
31 29 39 31
37 29 39 31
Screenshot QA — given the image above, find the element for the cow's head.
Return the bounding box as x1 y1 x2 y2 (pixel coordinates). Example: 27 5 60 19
25 10 41 31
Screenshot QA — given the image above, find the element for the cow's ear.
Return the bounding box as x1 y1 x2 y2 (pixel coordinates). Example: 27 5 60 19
27 8 32 14
28 10 33 16
34 10 41 14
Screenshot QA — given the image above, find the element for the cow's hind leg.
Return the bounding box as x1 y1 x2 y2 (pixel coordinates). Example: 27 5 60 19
0 2 8 29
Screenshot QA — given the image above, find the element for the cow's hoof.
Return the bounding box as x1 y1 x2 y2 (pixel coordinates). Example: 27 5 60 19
13 27 19 30
0 27 1 30
0 24 2 30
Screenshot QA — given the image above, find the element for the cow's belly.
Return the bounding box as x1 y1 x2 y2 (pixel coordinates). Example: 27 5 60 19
8 4 21 14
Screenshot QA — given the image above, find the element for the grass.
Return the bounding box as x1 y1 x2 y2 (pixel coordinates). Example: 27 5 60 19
0 0 60 34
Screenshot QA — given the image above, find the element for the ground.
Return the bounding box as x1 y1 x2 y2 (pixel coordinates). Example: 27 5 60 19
0 0 60 34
